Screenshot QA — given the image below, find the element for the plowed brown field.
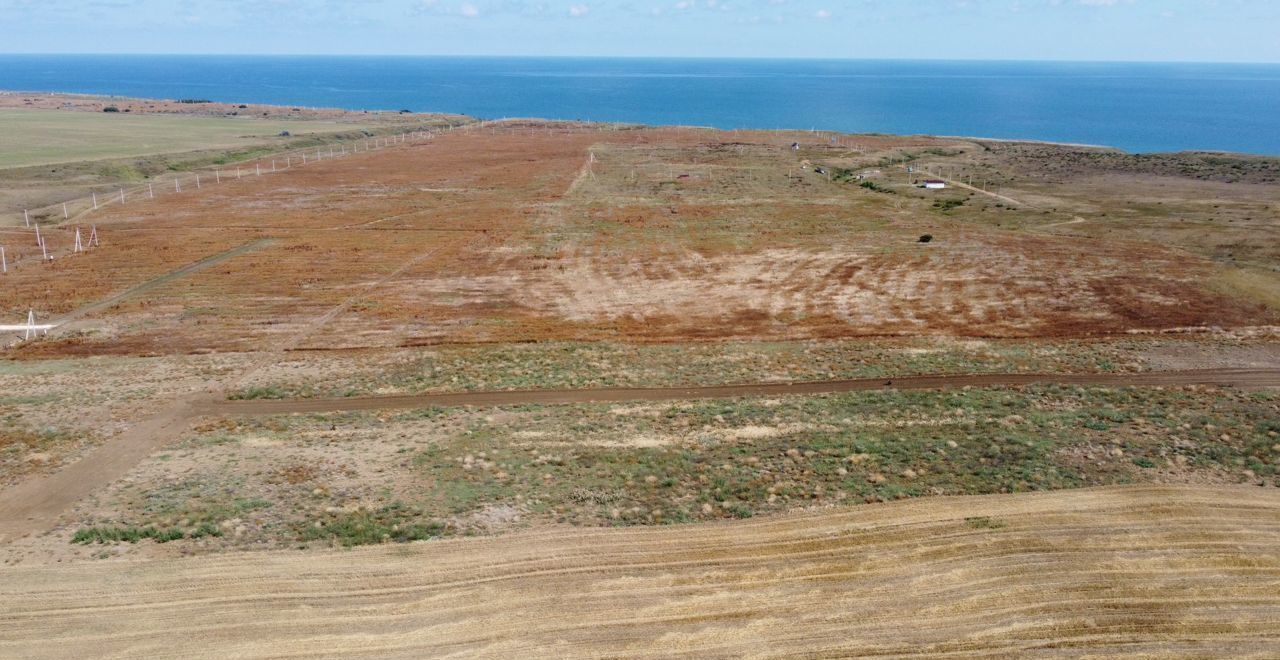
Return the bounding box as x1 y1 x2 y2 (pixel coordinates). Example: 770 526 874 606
2 484 1278 658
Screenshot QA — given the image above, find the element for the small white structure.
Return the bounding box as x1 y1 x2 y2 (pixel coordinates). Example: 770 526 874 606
923 180 948 190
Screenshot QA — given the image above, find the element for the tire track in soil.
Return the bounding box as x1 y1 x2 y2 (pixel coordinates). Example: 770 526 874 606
202 367 1280 417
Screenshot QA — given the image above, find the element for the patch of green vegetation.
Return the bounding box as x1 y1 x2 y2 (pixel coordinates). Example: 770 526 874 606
229 385 293 400
299 502 446 547
94 162 145 181
190 522 224 539
932 198 966 212
72 525 186 544
877 152 918 167
859 180 896 194
207 147 276 167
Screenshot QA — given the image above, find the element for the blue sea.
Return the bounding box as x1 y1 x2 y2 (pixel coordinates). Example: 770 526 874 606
2 55 1279 155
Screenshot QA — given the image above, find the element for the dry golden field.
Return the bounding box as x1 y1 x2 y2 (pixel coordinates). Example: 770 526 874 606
3 485 1279 658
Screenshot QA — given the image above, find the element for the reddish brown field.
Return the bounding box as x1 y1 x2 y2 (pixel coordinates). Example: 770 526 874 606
2 124 1270 359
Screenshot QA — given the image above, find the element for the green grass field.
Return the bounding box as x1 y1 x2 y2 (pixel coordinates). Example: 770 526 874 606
0 108 369 169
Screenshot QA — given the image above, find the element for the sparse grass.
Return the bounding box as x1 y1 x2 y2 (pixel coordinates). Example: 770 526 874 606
234 338 1155 400
387 385 1276 529
116 383 1275 550
1209 266 1280 311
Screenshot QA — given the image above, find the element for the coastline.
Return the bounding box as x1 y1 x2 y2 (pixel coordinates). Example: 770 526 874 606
3 89 1275 157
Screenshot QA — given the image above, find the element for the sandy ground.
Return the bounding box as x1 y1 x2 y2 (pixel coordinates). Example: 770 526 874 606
1 484 1277 658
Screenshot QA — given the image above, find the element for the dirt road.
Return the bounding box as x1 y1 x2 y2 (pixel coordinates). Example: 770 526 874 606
3 484 1277 657
205 367 1280 416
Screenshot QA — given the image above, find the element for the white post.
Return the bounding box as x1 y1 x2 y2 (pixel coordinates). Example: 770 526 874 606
256 163 261 176
1 246 6 273
302 154 307 165
119 188 125 204
24 310 47 340
196 174 201 189
24 209 30 227
63 203 68 219
89 225 99 247
216 171 221 184
92 192 98 210
149 183 154 199
74 227 83 253
176 178 181 193
272 160 276 172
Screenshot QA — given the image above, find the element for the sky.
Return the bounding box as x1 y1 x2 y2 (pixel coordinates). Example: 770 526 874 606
1 0 1278 63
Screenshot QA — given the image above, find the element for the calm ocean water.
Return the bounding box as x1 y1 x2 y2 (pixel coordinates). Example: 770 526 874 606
2 55 1279 155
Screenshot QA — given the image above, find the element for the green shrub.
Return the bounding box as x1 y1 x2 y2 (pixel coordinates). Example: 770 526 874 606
72 525 186 544
229 386 291 400
300 504 446 547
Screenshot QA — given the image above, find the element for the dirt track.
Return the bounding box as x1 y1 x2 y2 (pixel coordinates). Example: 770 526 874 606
205 367 1280 416
2 484 1277 658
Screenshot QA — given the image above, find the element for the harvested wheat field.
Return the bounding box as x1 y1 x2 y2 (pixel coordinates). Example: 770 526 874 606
2 485 1279 658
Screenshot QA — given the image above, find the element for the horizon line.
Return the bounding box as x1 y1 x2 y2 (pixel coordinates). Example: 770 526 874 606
2 52 1279 66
